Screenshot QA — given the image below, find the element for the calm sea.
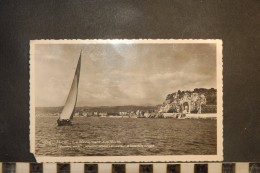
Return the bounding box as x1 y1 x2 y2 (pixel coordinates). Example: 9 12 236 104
35 117 216 156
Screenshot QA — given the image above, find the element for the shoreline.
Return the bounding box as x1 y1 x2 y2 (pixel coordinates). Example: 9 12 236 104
36 113 217 119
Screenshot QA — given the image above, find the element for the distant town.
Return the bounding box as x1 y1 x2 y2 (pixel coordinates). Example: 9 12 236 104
36 105 160 118
36 88 217 119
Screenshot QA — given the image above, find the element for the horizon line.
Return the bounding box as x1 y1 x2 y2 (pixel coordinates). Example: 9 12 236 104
35 104 162 108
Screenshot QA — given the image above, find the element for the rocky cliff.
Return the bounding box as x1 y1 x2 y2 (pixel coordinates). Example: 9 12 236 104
159 88 217 113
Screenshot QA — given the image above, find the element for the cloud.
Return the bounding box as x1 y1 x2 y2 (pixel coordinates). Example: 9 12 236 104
35 43 217 107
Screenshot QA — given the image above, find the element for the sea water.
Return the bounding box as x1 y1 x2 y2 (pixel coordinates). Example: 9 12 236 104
35 117 216 156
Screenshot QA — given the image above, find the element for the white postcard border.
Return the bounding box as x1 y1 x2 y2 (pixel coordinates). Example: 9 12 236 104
30 39 223 162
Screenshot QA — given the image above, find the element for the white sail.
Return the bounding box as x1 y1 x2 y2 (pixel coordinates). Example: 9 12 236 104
59 53 81 120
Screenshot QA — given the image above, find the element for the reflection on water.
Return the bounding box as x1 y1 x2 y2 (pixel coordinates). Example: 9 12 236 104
35 117 216 156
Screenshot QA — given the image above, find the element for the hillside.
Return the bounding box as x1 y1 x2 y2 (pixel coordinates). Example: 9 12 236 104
160 88 217 113
166 88 217 105
35 105 159 116
35 88 217 116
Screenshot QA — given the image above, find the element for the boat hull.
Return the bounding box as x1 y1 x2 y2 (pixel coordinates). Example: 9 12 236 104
57 119 72 126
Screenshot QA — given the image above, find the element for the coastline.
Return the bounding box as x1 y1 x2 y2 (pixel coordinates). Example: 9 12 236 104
36 113 217 119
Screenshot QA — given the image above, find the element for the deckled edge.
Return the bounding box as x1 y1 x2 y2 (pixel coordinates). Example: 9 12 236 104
29 41 36 156
217 40 223 162
29 39 223 163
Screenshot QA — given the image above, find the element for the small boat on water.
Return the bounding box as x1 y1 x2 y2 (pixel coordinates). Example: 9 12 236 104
57 51 81 126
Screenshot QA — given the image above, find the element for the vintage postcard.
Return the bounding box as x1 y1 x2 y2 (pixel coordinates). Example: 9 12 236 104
30 39 223 162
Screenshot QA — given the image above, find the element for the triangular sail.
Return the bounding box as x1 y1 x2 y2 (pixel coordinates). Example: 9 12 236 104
59 53 81 120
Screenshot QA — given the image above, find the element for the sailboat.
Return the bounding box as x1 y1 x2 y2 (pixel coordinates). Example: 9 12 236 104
57 51 81 126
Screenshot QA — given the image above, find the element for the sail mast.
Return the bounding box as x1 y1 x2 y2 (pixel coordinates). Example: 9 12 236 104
70 51 81 119
58 51 81 121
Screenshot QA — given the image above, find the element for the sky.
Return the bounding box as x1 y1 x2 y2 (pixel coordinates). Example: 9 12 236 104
34 43 216 107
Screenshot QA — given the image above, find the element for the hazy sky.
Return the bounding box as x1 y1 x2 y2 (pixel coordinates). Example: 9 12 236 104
34 43 216 107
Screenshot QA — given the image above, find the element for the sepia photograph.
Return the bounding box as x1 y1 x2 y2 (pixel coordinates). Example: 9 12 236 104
30 39 223 162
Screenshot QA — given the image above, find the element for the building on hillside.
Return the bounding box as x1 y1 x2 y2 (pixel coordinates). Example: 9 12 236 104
159 92 207 114
99 112 108 117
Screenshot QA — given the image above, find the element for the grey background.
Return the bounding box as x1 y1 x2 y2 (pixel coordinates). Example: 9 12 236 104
0 0 259 162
